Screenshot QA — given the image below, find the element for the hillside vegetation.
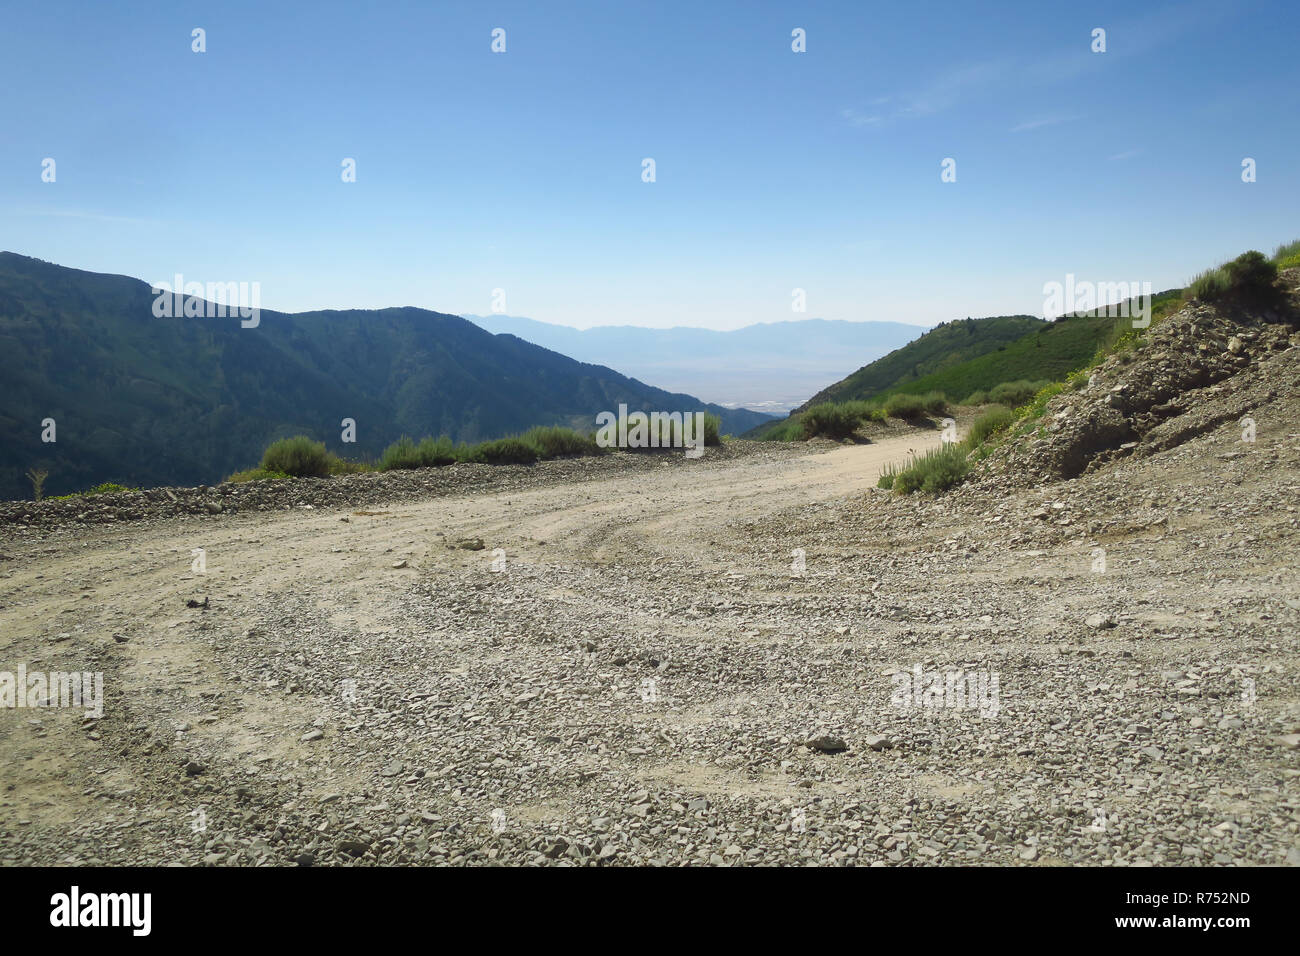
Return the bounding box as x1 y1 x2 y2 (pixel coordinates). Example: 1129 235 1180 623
797 314 1042 409
749 291 1183 442
0 253 770 498
877 245 1297 495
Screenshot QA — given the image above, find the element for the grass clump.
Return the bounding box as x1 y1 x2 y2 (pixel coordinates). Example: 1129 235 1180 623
989 379 1050 407
1016 381 1066 423
378 435 462 470
609 412 722 449
261 436 333 478
77 482 135 495
918 391 948 414
1187 267 1230 302
881 444 970 495
798 401 887 440
378 436 424 470
702 413 722 446
226 468 291 483
963 405 1015 448
48 481 140 500
883 392 926 419
378 426 604 471
1188 250 1281 307
467 437 541 465
965 380 1049 407
760 417 807 442
802 403 863 440
1273 239 1300 270
519 425 601 458
877 391 945 420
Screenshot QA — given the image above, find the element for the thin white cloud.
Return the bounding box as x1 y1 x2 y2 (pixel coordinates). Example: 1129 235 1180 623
1010 115 1080 132
844 3 1231 130
14 207 164 226
841 108 882 127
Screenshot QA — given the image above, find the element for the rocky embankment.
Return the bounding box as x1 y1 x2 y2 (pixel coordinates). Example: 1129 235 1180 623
982 269 1300 487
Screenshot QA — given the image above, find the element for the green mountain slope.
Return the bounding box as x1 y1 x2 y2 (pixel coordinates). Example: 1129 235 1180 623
0 253 771 498
875 291 1184 405
747 294 1185 440
796 314 1044 409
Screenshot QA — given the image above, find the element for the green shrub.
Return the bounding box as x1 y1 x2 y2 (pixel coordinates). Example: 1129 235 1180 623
378 435 460 470
961 390 989 406
48 481 140 500
1274 239 1300 270
877 463 897 489
758 417 806 442
1222 250 1280 304
765 404 883 442
883 392 926 419
802 402 862 439
470 437 541 465
417 435 460 466
381 427 606 470
611 413 721 450
378 436 423 471
1189 250 1279 306
82 482 135 495
261 436 332 477
963 405 1014 448
986 379 1049 407
918 391 948 414
890 444 970 495
1009 381 1067 437
1188 267 1231 302
703 413 722 446
519 426 600 458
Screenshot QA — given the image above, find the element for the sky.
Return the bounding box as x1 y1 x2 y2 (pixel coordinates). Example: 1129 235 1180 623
2 0 1298 330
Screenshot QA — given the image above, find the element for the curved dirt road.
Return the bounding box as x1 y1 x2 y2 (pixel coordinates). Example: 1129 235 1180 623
2 422 1297 867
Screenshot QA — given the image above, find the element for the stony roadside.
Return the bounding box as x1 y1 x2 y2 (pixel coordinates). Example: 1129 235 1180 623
0 440 824 536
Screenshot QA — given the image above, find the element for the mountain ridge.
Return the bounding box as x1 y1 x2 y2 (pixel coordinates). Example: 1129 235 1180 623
0 252 771 498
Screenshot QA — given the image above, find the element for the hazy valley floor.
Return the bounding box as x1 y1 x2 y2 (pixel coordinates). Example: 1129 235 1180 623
1 422 1297 866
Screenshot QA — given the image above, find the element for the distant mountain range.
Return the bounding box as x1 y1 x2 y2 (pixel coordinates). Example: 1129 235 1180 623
0 253 773 499
464 314 924 413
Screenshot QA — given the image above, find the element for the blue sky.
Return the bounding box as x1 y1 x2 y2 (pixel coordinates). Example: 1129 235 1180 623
2 0 1297 330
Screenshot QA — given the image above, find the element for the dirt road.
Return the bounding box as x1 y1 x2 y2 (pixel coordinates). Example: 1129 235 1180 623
2 420 1297 866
